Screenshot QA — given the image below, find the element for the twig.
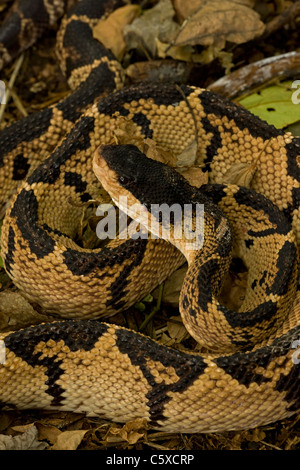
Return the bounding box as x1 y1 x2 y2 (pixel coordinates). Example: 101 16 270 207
262 0 300 39
175 83 199 158
208 51 300 99
139 283 164 331
0 53 24 123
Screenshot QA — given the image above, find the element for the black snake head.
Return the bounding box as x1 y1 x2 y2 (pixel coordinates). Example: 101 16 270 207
95 144 214 207
94 144 231 254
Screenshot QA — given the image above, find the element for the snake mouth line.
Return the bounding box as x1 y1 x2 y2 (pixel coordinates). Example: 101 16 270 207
95 195 205 251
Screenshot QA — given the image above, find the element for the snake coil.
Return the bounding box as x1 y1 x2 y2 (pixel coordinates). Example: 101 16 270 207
0 0 299 433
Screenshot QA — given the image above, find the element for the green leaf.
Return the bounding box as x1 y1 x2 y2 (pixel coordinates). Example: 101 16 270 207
237 81 300 129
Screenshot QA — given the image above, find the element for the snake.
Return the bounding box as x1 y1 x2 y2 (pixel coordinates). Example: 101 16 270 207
0 0 299 434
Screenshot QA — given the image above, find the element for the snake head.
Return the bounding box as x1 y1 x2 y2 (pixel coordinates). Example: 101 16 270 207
94 144 231 256
94 144 203 208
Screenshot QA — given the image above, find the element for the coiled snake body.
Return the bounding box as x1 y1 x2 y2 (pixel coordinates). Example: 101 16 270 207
0 0 299 433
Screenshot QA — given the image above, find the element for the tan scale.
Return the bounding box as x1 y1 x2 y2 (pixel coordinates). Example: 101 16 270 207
159 352 296 433
51 328 152 421
67 57 124 91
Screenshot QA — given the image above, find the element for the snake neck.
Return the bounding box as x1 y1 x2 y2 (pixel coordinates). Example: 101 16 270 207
179 216 237 353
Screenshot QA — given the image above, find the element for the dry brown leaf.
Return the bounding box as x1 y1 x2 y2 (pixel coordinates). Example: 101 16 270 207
229 428 267 449
114 117 178 167
51 429 88 450
144 138 177 166
173 0 201 23
35 422 62 445
153 265 187 307
167 316 189 343
222 161 257 186
178 166 208 188
0 413 13 433
124 0 178 57
0 290 49 332
196 46 234 73
93 5 141 60
171 0 265 49
174 0 256 22
176 139 198 167
0 425 48 450
156 38 201 62
246 428 266 442
159 332 177 346
106 418 148 445
31 411 84 429
219 271 247 311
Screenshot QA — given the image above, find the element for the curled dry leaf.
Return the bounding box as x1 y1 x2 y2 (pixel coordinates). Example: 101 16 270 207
173 0 256 22
167 316 189 343
105 418 148 445
35 422 62 445
171 0 265 49
124 0 178 57
0 291 49 331
176 139 198 167
178 166 208 188
246 428 267 442
51 429 88 450
155 37 202 62
229 428 267 449
222 161 258 187
152 265 187 307
0 425 48 450
144 138 177 166
114 117 178 166
219 271 248 311
93 5 141 60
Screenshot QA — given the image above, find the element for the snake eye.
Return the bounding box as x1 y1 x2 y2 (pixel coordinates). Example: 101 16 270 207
119 175 133 186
